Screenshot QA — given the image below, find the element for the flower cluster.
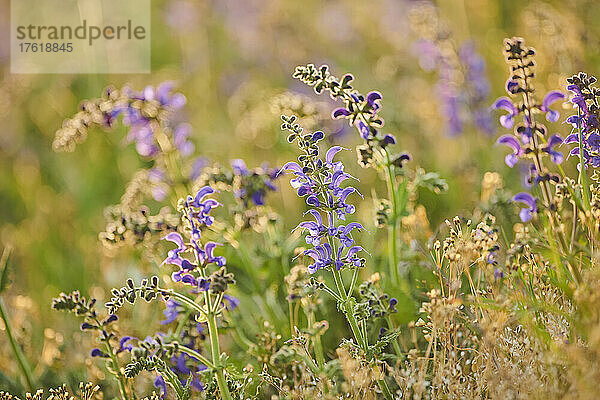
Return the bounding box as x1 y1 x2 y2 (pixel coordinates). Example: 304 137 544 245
564 72 600 168
409 2 493 136
51 291 134 400
163 186 231 290
492 38 565 222
293 64 410 169
280 117 366 275
53 83 186 156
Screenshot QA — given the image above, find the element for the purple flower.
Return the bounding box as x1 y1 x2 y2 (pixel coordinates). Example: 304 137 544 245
189 157 208 182
543 135 564 164
199 242 226 266
90 348 106 358
337 222 364 248
222 294 240 310
365 91 382 111
154 374 167 398
161 300 180 325
381 134 396 147
162 232 193 268
332 107 351 118
567 84 588 114
356 121 370 139
118 336 136 353
513 192 537 222
388 297 398 312
296 210 327 245
304 244 333 274
494 268 504 281
506 78 519 94
496 135 523 167
492 97 519 129
187 186 221 227
231 159 250 176
540 91 565 123
173 123 194 156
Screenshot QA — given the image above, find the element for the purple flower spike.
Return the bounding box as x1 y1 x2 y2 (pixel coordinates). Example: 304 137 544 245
540 91 565 122
496 135 523 167
513 192 537 222
492 97 519 129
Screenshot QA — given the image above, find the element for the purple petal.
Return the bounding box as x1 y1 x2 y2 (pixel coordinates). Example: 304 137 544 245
194 186 215 205
546 134 563 149
164 232 185 249
497 135 522 153
326 146 345 164
492 97 517 113
513 192 537 211
564 133 580 144
366 91 382 106
332 108 351 118
541 91 565 110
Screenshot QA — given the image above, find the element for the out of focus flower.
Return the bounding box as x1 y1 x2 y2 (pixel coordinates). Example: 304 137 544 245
513 192 537 222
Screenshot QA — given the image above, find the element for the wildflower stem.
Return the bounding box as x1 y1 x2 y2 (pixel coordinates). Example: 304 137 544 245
160 364 187 400
377 379 394 400
163 289 207 317
178 345 215 369
307 310 325 369
206 313 231 400
383 148 400 286
0 297 35 392
348 267 359 297
101 339 130 400
385 315 404 358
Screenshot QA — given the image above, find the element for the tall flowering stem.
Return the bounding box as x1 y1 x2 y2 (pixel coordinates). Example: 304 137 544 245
492 38 580 283
293 64 411 287
280 116 394 399
161 186 234 400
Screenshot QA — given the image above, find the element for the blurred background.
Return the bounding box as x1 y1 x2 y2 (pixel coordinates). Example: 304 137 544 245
1 0 599 394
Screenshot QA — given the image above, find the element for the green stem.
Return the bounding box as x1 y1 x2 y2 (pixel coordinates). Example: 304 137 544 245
383 149 400 286
102 340 130 400
206 314 231 400
385 315 403 358
161 365 187 400
0 297 34 391
307 311 325 369
191 239 231 400
178 345 215 369
378 378 394 400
